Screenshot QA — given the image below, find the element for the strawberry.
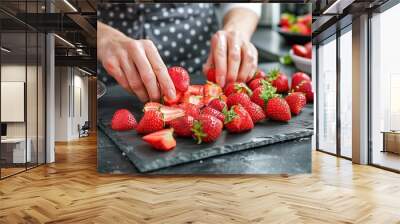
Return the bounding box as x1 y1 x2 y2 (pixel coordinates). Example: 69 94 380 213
305 91 314 103
142 128 176 151
224 82 252 97
267 69 289 93
248 78 270 91
292 44 308 58
204 81 223 97
144 102 162 112
182 94 204 108
206 67 217 83
291 72 311 90
224 105 254 133
250 82 278 109
208 98 227 112
226 92 252 108
177 103 200 119
169 115 195 137
111 109 137 131
285 92 306 115
187 85 204 95
290 22 310 35
201 106 225 123
192 114 223 143
265 97 291 122
297 14 312 27
159 105 185 122
163 91 183 106
293 80 312 94
242 102 266 123
253 69 266 79
136 110 164 134
168 66 190 92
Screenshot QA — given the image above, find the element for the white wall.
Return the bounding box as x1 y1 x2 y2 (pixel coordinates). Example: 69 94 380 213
54 67 89 141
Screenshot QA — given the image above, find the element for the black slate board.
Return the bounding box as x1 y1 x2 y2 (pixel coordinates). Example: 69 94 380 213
97 63 313 173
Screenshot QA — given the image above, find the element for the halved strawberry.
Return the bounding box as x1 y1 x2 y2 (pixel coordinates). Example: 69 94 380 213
111 109 137 131
142 128 176 151
136 110 164 134
168 66 190 92
169 115 195 137
143 102 162 112
226 92 252 108
267 69 289 93
224 105 254 133
201 106 225 123
187 85 204 95
163 91 183 106
224 82 252 97
285 92 306 115
192 114 223 143
159 105 185 122
204 81 223 97
182 94 204 108
265 97 291 122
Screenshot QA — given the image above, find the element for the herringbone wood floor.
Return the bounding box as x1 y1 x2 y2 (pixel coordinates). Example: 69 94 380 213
1 135 400 224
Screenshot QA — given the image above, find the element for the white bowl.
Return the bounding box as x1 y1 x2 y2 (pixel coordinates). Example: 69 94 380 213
290 49 311 74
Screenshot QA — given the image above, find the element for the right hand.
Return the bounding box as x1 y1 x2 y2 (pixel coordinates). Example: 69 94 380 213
97 22 176 102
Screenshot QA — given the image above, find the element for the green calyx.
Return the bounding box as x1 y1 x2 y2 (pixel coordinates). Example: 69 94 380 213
267 68 281 81
192 120 207 144
223 106 238 124
234 83 253 96
260 82 279 104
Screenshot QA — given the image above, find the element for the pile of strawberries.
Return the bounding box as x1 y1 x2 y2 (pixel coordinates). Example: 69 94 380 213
110 66 314 151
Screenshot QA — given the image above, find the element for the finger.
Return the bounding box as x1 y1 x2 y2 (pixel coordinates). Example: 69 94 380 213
238 42 257 83
203 51 213 76
103 55 132 94
127 40 161 101
226 31 241 83
247 44 258 82
211 31 227 87
142 40 176 100
118 51 149 102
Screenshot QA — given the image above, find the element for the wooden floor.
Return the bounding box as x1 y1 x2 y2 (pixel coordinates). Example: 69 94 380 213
1 135 400 224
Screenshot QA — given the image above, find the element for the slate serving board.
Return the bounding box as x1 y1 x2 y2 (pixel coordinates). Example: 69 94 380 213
98 63 314 173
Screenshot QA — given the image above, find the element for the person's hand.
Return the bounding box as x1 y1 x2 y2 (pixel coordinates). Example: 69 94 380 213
97 22 176 102
203 30 258 87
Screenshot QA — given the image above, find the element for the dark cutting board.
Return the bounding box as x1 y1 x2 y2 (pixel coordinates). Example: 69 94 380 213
98 63 314 173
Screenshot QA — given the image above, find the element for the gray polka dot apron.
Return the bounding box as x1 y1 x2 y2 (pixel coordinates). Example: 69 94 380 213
97 3 219 85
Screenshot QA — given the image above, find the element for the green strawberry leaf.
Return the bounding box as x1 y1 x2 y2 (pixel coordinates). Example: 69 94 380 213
280 54 293 65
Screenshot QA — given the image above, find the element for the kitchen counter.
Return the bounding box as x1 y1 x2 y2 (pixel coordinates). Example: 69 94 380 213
97 62 313 174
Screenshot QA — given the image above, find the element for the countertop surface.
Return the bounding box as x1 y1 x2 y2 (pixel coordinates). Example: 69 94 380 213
251 27 291 61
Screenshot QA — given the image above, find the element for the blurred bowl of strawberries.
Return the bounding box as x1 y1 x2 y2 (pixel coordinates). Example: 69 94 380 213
278 13 311 44
290 42 312 74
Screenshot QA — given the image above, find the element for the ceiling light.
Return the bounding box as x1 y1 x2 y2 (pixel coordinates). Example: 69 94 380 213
63 0 78 12
78 67 93 76
54 34 75 48
1 47 11 53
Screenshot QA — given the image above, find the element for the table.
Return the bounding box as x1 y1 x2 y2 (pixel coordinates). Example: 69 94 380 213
382 131 400 154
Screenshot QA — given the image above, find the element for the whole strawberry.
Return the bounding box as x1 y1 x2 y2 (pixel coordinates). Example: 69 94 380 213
168 66 190 92
177 103 200 119
267 69 289 93
285 92 306 115
136 110 164 134
305 91 314 103
111 109 137 131
169 115 195 137
248 78 265 91
192 114 223 143
208 98 227 112
265 97 291 122
291 72 311 90
250 82 278 109
253 69 266 79
224 105 254 133
226 92 252 108
224 82 252 97
243 102 266 123
206 67 217 83
202 106 225 122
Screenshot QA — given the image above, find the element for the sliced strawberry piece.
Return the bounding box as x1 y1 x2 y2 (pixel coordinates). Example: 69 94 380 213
187 85 204 95
143 102 162 112
204 81 223 97
111 109 137 131
182 94 204 108
142 128 176 151
159 105 185 122
168 66 190 92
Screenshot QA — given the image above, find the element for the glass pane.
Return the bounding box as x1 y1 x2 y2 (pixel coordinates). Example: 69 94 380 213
1 30 27 177
38 33 45 165
317 37 337 154
371 3 400 171
340 29 352 158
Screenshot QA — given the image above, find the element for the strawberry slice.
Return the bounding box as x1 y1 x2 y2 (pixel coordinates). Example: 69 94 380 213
142 128 176 151
187 85 204 95
204 81 223 97
143 102 162 112
159 105 185 122
111 109 137 131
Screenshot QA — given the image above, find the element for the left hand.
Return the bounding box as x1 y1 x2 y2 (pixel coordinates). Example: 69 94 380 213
203 30 258 87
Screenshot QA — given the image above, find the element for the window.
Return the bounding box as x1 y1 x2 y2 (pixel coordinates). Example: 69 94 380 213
317 36 337 154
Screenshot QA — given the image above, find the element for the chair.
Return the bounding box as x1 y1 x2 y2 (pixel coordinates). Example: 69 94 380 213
78 121 90 138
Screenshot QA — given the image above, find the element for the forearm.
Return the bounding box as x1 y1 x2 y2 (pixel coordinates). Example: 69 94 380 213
222 8 259 41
